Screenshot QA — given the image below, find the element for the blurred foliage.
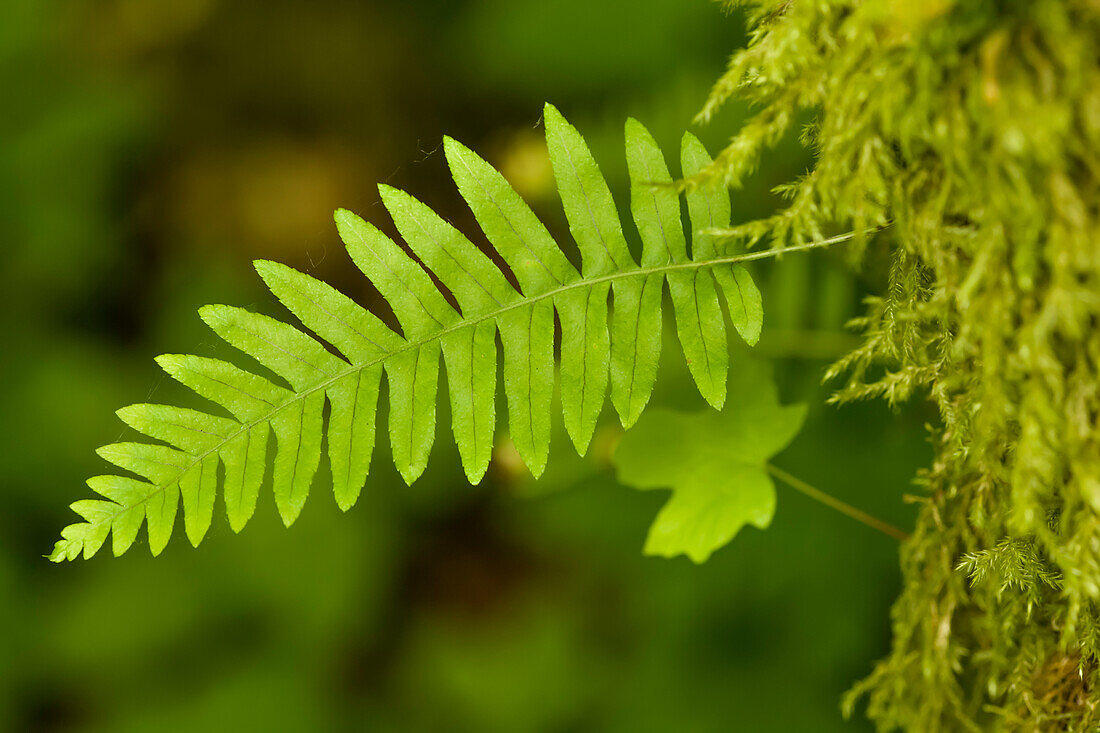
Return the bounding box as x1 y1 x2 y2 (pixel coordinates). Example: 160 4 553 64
1 0 927 730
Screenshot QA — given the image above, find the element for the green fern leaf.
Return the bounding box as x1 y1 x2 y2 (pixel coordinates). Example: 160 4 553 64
50 105 768 562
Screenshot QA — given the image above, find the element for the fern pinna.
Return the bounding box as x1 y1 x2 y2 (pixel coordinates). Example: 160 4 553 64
51 104 766 561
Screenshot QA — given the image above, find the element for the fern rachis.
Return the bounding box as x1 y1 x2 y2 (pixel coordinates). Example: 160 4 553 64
50 104 842 562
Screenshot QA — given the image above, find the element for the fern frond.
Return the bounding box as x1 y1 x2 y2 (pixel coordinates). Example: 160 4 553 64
51 104 775 561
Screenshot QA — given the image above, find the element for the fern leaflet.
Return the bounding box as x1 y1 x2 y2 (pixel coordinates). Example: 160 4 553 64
51 104 769 561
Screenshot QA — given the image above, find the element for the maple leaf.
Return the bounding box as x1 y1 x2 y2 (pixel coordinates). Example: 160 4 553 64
614 361 806 563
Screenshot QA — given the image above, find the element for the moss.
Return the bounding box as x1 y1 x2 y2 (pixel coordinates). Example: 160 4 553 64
703 1 1100 729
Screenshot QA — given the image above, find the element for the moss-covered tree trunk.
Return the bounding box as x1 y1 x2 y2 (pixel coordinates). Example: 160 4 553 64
704 2 1100 730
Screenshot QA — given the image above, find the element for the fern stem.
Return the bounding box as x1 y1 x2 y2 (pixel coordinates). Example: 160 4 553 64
765 463 909 542
92 233 860 524
688 229 862 266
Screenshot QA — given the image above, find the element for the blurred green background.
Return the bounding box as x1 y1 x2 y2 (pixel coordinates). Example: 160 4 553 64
0 1 928 730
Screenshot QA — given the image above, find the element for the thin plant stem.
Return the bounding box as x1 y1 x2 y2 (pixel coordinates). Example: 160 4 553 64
765 463 909 542
81 229 862 522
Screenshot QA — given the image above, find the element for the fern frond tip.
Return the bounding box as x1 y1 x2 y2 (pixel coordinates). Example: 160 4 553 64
252 258 280 280
542 102 565 128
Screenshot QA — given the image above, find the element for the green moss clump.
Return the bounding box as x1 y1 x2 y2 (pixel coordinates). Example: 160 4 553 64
703 1 1100 729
